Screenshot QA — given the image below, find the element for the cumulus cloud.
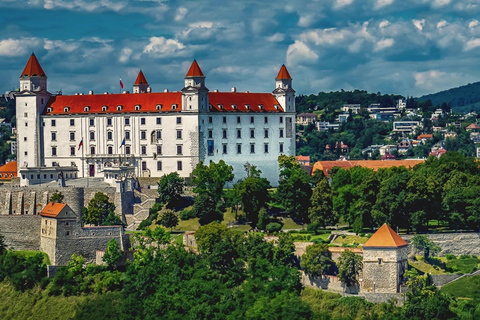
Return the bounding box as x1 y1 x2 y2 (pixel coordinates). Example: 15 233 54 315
43 0 127 12
464 38 480 50
0 38 42 57
119 47 133 63
286 40 319 66
413 19 426 31
267 33 285 42
143 37 189 58
175 7 188 21
333 0 354 10
374 0 395 9
374 38 394 51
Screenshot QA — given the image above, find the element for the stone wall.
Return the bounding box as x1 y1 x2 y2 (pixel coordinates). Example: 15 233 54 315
402 232 480 256
430 274 463 287
0 215 41 251
301 272 359 294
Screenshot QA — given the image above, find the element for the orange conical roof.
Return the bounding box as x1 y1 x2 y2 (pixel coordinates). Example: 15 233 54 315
185 59 204 77
20 53 46 77
276 64 291 80
363 224 408 248
134 70 148 85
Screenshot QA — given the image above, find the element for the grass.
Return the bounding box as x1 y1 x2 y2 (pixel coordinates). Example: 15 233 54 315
289 232 331 242
441 275 480 303
280 217 306 230
408 256 447 275
442 255 480 274
331 235 369 247
13 251 51 265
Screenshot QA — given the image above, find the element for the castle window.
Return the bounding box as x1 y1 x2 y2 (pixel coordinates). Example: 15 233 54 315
218 104 223 110
70 119 75 126
64 107 70 113
177 145 183 155
172 104 178 110
70 147 75 156
177 161 182 171
237 129 241 139
176 117 181 124
117 105 123 111
125 118 130 125
245 104 250 110
102 106 107 112
156 117 161 125
250 129 255 138
47 107 52 113
279 143 284 153
157 145 162 155
264 129 269 138
156 104 162 110
141 118 146 125
280 116 283 124
141 131 146 140
51 132 56 141
52 147 57 156
177 130 182 139
125 146 131 154
90 146 95 155
264 143 269 153
222 129 227 139
108 146 113 154
141 146 147 155
250 116 254 124
107 132 113 140
107 118 112 126
208 130 213 139
209 116 212 124
51 119 56 126
125 131 130 140
378 258 382 265
232 104 237 110
223 116 227 124
24 112 28 117
259 105 264 110
135 105 141 111
90 131 95 140
157 161 162 171
250 144 255 154
70 132 75 141
25 122 28 127
279 129 284 138
156 130 162 140
222 144 227 154
264 116 268 124
84 106 90 112
237 144 242 154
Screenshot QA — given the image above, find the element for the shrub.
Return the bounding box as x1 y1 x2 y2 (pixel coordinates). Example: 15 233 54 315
445 254 456 260
266 222 282 233
180 209 195 220
460 254 471 260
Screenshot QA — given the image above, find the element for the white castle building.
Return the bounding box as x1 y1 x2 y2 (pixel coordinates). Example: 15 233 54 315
16 54 296 186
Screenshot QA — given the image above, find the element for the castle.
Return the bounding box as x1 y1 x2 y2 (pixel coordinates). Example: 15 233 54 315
15 54 296 187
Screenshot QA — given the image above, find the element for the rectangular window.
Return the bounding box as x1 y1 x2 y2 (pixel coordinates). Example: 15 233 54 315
237 116 241 124
90 146 95 155
51 119 56 127
156 130 162 140
89 118 94 126
223 116 227 124
141 131 146 140
157 145 162 155
208 140 214 156
177 145 183 155
125 146 131 154
264 116 268 124
108 146 113 154
264 129 269 138
156 117 161 125
70 132 75 141
24 112 28 117
107 132 112 140
222 129 227 139
107 118 112 126
208 130 213 139
223 144 227 154
157 161 162 171
208 116 213 123
177 130 182 139
250 129 255 139
90 131 95 140
125 131 130 140
125 118 130 125
280 116 283 124
250 116 254 124
177 161 183 171
141 118 146 125
279 143 284 153
51 132 56 141
70 119 74 126
237 129 241 139
25 122 28 127
141 146 147 155
142 161 147 171
279 129 284 138
52 147 57 156
176 117 182 124
250 144 255 154
264 143 269 153
237 144 242 154
70 147 75 156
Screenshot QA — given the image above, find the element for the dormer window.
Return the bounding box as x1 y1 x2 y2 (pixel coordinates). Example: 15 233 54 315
172 104 178 110
102 106 108 112
274 105 279 110
46 107 52 113
232 104 237 110
245 104 250 110
156 104 162 110
117 105 123 111
259 105 264 110
219 104 224 110
64 107 70 113
135 105 141 111
84 106 90 112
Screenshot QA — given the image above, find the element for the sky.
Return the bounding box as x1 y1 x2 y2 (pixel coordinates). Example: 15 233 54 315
1 0 480 98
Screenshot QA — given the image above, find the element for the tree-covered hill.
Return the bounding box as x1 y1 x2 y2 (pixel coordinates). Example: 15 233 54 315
417 81 480 113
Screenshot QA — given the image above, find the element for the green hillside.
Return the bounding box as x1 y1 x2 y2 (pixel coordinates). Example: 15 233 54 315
417 81 480 112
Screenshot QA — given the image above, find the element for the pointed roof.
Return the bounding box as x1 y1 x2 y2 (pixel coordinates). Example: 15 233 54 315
40 202 67 218
363 224 408 248
20 53 46 77
276 64 292 80
134 70 148 85
185 60 204 78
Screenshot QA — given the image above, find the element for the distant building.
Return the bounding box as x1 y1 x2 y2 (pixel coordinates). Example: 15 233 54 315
316 121 339 132
0 161 17 181
466 123 480 132
429 148 447 158
337 113 350 123
296 155 310 166
296 113 317 126
393 121 422 134
342 104 361 114
396 99 406 109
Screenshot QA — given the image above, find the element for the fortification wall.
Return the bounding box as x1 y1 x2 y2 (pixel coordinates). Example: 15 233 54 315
0 215 41 250
402 233 480 256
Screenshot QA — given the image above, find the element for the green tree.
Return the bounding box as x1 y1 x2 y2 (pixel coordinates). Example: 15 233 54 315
411 235 440 260
102 238 122 269
157 209 179 231
257 207 269 231
82 192 120 226
195 222 230 255
338 250 363 287
157 172 184 207
308 177 336 228
49 191 64 203
300 243 333 277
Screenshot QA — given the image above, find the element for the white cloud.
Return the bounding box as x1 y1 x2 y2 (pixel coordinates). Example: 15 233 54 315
469 20 479 29
464 38 480 50
333 0 354 10
175 7 188 21
298 15 316 27
0 38 42 57
374 0 394 9
413 19 426 31
379 20 390 29
119 47 133 63
374 38 394 51
437 20 447 29
43 0 127 12
432 0 451 8
44 40 80 52
143 37 189 58
286 40 319 66
267 33 285 42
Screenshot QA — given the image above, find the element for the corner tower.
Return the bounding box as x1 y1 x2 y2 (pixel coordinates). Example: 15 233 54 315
181 60 209 112
272 64 295 112
16 53 51 170
133 70 150 93
362 224 409 293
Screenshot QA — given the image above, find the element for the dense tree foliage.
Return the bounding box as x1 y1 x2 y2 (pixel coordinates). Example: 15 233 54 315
157 172 184 208
82 192 122 226
337 250 363 287
300 244 333 277
49 191 64 203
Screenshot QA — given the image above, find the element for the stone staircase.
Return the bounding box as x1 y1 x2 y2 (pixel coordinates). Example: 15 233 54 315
125 189 158 231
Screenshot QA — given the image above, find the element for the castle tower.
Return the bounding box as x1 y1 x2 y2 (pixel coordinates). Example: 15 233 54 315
16 53 51 170
181 60 209 112
133 70 150 93
362 224 408 293
272 64 295 112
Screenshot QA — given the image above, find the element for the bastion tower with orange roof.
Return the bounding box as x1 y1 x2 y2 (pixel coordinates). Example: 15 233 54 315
362 224 409 293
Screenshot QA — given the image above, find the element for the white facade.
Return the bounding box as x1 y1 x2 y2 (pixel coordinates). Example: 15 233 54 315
16 56 295 187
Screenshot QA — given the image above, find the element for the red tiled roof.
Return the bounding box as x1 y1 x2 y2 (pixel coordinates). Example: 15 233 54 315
43 92 183 115
429 148 447 157
40 202 66 218
209 92 283 112
185 60 204 77
466 123 480 129
20 53 46 77
276 64 292 80
417 134 433 139
363 224 408 248
296 155 310 162
0 161 17 180
134 70 148 85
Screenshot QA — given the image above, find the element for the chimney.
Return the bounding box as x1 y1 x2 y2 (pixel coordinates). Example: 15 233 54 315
213 89 219 92
231 87 236 93
164 89 169 93
88 90 94 95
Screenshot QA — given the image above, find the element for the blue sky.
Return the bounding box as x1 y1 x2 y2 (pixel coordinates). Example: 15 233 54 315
1 0 480 98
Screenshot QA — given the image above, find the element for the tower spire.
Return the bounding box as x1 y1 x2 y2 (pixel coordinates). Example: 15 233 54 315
20 53 46 78
19 53 47 92
133 70 150 93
